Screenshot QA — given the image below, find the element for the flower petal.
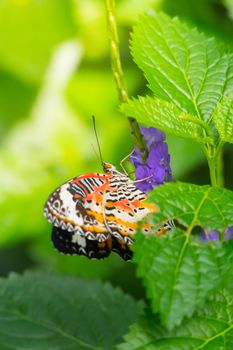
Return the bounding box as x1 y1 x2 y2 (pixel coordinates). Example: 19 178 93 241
140 126 165 147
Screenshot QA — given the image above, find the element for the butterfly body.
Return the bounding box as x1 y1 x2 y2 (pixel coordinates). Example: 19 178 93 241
44 163 157 260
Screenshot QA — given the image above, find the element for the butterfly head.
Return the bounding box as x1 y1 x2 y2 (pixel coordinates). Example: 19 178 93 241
102 162 117 174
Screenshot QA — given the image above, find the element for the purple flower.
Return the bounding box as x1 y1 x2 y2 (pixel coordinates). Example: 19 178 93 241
140 126 165 146
225 226 233 240
200 226 233 241
130 126 172 191
200 230 220 241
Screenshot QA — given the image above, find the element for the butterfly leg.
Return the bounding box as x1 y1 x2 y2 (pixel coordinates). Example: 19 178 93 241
120 151 155 186
132 174 153 184
101 187 115 235
119 150 134 175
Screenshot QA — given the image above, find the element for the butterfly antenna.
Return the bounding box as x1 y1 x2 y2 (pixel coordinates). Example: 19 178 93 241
91 143 99 161
92 116 104 167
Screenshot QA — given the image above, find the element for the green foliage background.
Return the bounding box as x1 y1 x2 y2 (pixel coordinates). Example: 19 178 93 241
0 0 233 347
0 0 233 289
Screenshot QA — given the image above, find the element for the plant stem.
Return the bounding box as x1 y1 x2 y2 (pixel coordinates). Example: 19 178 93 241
105 0 148 160
207 156 218 187
105 0 128 103
217 149 224 187
205 142 224 187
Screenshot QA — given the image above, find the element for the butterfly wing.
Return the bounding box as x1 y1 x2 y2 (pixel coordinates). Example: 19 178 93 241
52 226 132 260
44 173 115 257
44 170 163 260
111 236 132 261
52 226 113 259
103 177 158 245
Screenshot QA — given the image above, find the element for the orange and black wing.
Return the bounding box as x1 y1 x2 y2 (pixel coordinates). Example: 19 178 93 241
103 179 157 244
52 226 132 260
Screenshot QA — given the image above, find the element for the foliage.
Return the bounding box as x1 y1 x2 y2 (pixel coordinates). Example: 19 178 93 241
121 11 233 184
119 8 233 349
134 183 233 329
118 289 233 350
0 272 142 350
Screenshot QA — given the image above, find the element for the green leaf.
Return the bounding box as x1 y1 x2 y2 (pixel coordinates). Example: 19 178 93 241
118 290 233 350
212 93 233 143
121 96 205 140
0 272 142 350
122 10 233 154
133 183 233 330
130 11 233 121
134 230 233 331
149 182 233 230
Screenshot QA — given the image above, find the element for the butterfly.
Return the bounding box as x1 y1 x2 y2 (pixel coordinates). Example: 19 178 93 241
44 162 173 260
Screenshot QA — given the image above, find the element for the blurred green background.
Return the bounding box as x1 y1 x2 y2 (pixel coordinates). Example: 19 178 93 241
0 0 233 297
